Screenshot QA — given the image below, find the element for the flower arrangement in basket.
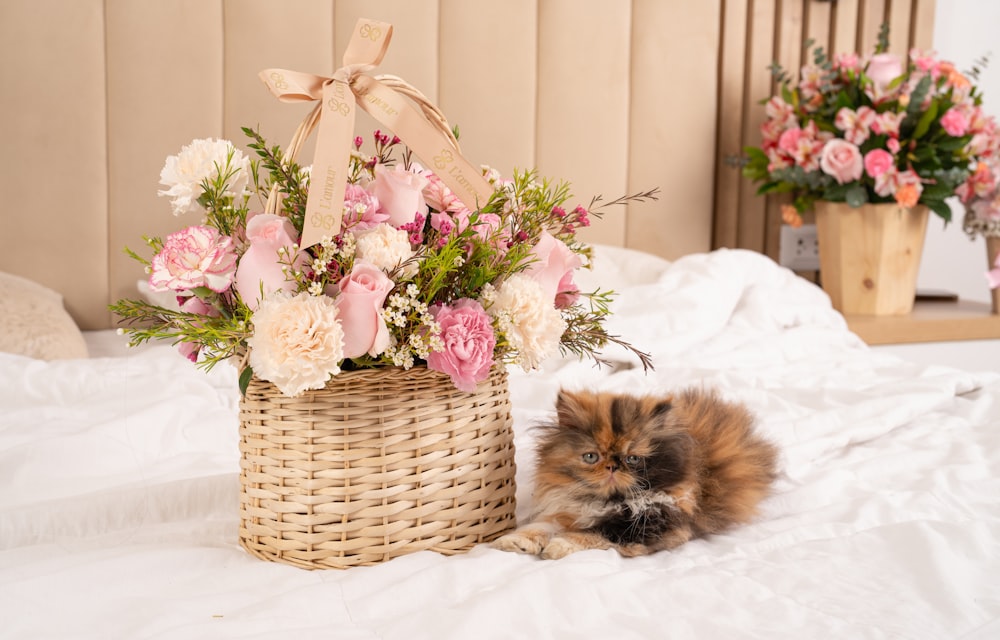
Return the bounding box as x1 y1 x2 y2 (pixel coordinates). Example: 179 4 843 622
111 36 654 399
110 18 656 570
742 25 997 225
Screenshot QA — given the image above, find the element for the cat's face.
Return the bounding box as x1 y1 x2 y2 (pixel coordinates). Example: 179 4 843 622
535 390 693 499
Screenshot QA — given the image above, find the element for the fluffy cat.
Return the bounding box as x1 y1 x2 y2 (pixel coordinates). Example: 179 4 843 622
493 387 778 559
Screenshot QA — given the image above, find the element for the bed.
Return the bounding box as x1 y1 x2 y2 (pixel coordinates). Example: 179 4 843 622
2 244 998 639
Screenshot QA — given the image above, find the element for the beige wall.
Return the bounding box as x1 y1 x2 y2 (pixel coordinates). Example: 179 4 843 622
0 0 721 329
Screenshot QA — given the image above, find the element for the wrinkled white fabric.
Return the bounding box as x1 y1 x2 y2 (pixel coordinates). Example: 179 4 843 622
1 247 998 639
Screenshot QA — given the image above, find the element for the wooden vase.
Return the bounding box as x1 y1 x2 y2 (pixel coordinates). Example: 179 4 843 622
988 236 1000 315
814 201 929 316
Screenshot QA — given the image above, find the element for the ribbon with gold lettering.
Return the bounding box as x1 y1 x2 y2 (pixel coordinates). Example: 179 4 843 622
259 18 494 250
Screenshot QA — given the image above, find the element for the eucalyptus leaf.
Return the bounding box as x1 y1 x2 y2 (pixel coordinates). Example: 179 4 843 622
239 366 254 396
845 185 869 208
913 101 939 139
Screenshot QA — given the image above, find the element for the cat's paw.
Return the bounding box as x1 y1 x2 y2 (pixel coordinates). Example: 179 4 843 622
540 536 582 560
492 531 546 555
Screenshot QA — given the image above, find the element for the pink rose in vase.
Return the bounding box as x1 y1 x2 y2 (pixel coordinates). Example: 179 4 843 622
427 298 496 392
865 53 903 100
149 225 237 293
235 213 305 311
940 107 970 137
819 139 863 184
864 149 894 179
334 260 394 359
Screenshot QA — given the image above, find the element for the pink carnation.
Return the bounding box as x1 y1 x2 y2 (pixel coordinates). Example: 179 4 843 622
149 225 237 293
427 299 496 392
342 183 387 231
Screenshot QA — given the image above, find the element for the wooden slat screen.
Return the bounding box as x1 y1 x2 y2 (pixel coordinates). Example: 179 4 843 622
713 0 938 260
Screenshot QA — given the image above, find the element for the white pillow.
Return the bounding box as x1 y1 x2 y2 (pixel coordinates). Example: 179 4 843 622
0 272 88 360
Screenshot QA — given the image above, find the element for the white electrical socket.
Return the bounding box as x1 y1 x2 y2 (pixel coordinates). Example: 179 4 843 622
779 224 820 271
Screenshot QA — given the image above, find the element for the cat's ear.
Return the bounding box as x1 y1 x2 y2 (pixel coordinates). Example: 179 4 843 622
652 399 673 418
555 389 588 428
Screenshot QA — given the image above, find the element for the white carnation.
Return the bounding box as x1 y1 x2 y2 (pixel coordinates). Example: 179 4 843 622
247 291 345 397
158 138 250 216
488 274 566 371
354 223 417 277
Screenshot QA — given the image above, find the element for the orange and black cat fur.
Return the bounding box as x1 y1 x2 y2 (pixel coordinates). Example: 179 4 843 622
494 388 778 559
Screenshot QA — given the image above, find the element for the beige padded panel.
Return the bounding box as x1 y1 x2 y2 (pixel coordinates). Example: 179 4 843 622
223 0 334 163
7 1 881 329
627 0 719 258
0 0 109 330
438 0 538 179
105 0 225 328
536 0 631 249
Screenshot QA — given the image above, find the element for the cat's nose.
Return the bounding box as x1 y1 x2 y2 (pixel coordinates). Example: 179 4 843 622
606 463 619 472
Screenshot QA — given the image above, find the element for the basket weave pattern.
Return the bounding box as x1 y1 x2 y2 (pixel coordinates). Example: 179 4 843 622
238 365 517 569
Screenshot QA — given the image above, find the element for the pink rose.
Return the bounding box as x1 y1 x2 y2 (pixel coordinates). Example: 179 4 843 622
866 53 903 95
235 213 305 311
334 261 394 359
819 139 863 184
175 296 218 362
940 108 970 137
864 149 895 179
523 231 584 304
343 183 387 231
554 271 580 309
149 225 237 293
373 164 429 227
427 299 496 392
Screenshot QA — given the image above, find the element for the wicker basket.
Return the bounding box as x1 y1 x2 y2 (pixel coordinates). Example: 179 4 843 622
237 365 517 569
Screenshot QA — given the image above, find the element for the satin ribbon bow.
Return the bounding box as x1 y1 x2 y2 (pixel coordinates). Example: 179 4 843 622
259 18 494 249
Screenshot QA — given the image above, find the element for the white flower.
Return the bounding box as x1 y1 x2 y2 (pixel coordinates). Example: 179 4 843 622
158 138 250 216
247 291 345 397
354 223 417 277
487 274 566 371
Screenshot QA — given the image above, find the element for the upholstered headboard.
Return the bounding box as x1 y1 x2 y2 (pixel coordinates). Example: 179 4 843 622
0 0 934 330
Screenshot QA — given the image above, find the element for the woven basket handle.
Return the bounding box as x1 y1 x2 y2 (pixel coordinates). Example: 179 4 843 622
264 74 460 216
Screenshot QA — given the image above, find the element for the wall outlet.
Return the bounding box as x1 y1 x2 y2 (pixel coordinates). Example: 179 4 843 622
779 223 820 271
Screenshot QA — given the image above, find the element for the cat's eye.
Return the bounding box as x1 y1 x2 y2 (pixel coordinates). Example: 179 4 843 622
582 452 600 464
624 455 641 466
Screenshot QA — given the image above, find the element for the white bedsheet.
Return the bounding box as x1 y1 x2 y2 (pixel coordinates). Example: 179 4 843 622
2 247 998 639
